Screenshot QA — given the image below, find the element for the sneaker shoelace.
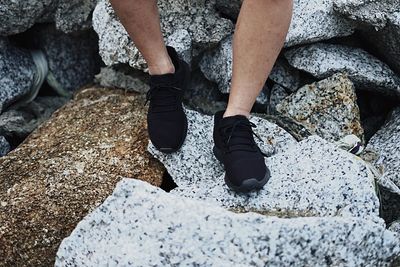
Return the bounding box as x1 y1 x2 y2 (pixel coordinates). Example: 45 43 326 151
220 120 267 156
145 84 182 113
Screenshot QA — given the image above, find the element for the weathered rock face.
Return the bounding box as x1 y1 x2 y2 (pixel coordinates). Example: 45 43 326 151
285 43 400 96
149 109 378 220
0 136 10 156
0 96 68 148
31 25 101 94
367 107 400 194
0 38 35 113
276 73 364 142
268 84 290 114
56 179 400 266
92 0 234 71
0 88 164 266
0 0 97 35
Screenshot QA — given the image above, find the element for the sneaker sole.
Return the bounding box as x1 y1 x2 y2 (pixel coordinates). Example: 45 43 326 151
213 145 270 193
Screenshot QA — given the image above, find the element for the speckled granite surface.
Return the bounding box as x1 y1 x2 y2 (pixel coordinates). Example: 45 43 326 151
149 109 379 220
276 73 364 142
55 178 400 267
285 43 400 96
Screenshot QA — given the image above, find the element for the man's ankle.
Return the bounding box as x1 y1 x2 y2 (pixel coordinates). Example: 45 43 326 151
223 107 250 118
148 61 175 75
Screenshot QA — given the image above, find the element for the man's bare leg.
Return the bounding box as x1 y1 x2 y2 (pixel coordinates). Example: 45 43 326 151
109 0 174 75
224 0 293 118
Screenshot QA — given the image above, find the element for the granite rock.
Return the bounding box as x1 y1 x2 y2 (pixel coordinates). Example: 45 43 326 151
389 220 400 234
0 38 36 113
268 84 289 114
285 43 400 96
214 0 355 47
367 107 400 193
276 73 364 143
199 35 274 104
92 0 233 71
56 178 400 266
149 108 378 220
269 59 302 93
0 88 164 266
333 0 400 29
95 65 150 94
31 25 101 94
0 136 10 157
0 0 97 35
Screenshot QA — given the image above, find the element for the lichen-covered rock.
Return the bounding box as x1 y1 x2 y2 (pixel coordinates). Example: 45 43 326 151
0 88 164 266
56 178 400 267
95 65 150 94
0 0 97 35
0 38 36 113
367 107 400 193
31 25 101 93
285 43 400 96
333 0 400 29
0 136 10 157
92 0 233 71
276 73 364 142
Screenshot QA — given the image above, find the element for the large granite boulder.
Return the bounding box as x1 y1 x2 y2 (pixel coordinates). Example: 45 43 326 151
367 107 400 193
0 88 164 266
149 109 378 221
0 0 97 35
276 73 364 142
285 43 400 96
215 0 355 47
92 0 234 71
56 178 400 266
0 38 36 113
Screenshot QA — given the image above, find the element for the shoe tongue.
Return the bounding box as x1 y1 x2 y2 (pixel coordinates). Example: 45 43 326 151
220 114 249 128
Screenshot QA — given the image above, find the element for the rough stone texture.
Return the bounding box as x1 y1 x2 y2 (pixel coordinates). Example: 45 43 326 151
0 38 35 113
92 0 233 71
0 0 97 35
166 29 193 66
31 25 101 93
285 43 400 96
333 0 400 29
389 220 400 234
199 35 275 104
276 73 364 143
214 0 355 47
367 107 400 192
149 108 378 220
0 136 10 157
95 65 150 94
56 179 400 267
269 59 302 93
268 85 290 114
0 88 164 266
0 96 68 148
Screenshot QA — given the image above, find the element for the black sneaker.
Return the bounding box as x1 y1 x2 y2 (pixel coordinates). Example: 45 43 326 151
146 46 190 153
213 110 271 193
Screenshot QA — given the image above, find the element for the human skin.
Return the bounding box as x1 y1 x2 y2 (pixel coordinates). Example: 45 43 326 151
110 0 293 118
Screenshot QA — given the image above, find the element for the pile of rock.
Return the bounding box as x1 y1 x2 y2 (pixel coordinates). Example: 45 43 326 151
0 0 102 156
1 0 400 265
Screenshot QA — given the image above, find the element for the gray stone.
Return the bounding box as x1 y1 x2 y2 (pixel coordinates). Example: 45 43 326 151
389 220 400 234
276 73 364 143
95 66 150 94
0 96 68 144
166 29 193 66
0 0 97 35
333 0 400 29
149 108 379 220
199 35 273 104
32 25 101 93
285 43 400 96
268 84 289 114
56 178 400 266
0 136 10 156
0 38 36 113
92 0 234 71
367 107 400 193
269 59 302 93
